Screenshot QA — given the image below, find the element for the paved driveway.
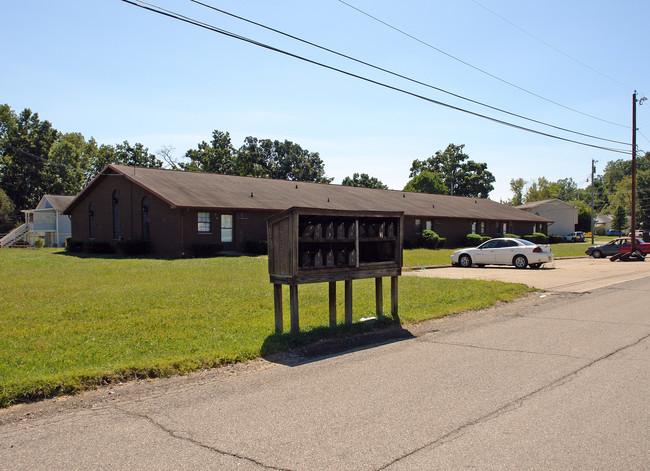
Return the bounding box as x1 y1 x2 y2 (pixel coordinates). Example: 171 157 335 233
405 257 650 292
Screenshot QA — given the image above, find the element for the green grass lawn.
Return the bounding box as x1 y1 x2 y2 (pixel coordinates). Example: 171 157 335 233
0 248 532 407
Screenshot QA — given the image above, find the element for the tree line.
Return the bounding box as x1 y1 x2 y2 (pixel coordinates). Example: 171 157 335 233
507 151 650 233
1 103 497 232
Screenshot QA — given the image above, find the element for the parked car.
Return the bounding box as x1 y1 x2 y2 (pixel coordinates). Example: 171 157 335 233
606 229 622 236
628 230 645 238
451 238 554 269
585 237 650 258
619 238 650 254
563 231 585 242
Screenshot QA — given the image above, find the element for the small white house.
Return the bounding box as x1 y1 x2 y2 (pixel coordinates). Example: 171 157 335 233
595 214 613 231
0 195 74 248
517 199 578 237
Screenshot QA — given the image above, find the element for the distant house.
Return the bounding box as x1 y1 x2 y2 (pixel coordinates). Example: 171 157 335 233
63 165 552 257
0 195 74 248
517 199 577 237
595 214 613 231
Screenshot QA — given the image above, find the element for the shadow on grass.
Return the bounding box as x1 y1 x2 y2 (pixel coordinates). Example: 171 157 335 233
260 315 414 366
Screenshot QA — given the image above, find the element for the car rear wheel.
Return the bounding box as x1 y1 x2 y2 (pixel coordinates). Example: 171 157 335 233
513 254 528 269
459 254 472 268
592 250 603 258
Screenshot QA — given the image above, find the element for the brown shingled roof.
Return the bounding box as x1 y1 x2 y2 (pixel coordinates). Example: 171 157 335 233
39 195 76 212
65 164 551 223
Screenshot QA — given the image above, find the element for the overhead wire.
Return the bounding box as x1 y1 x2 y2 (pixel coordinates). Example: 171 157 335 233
120 0 629 155
189 0 629 147
468 0 634 91
336 0 630 129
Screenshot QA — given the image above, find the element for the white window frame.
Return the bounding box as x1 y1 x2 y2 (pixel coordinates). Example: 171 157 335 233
198 212 211 233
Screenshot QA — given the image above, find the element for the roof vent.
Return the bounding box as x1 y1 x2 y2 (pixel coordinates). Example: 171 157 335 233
432 204 435 208
327 197 330 202
403 194 405 198
295 184 298 189
250 192 254 197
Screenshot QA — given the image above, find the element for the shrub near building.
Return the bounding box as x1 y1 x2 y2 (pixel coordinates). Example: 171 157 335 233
523 232 548 244
420 230 446 249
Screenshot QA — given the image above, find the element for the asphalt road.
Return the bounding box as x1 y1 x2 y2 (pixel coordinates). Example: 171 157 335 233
1 260 649 470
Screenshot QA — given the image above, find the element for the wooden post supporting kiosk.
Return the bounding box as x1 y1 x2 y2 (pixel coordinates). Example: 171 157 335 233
267 207 404 333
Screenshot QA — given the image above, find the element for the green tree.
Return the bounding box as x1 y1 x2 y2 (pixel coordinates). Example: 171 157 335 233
45 133 98 194
88 140 162 180
637 169 650 232
613 205 627 233
572 200 592 232
0 106 59 213
508 178 526 206
237 137 332 183
180 130 237 174
0 187 15 232
409 143 494 197
524 177 561 203
597 152 650 229
556 177 580 201
403 170 447 194
341 173 388 189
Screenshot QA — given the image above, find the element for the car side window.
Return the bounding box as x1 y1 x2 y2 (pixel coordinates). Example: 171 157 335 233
504 240 518 247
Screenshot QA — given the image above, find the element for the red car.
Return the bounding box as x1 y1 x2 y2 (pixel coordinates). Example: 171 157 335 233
618 238 650 254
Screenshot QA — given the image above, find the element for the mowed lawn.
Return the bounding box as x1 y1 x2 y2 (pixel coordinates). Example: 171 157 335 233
0 248 532 407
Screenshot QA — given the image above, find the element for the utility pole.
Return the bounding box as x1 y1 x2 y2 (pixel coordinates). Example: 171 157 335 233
613 92 645 262
631 92 638 254
591 159 596 245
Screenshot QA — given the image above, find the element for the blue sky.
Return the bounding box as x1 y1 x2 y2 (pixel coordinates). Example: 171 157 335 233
2 0 649 201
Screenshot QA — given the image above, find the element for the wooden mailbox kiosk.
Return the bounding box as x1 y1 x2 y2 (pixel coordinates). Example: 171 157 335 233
267 207 404 333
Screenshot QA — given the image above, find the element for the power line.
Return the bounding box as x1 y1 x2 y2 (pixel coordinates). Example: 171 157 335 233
639 130 650 145
189 0 630 147
336 0 630 129
468 0 634 90
120 0 629 155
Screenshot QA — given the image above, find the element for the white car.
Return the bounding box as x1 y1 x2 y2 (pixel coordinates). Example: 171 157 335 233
451 238 554 269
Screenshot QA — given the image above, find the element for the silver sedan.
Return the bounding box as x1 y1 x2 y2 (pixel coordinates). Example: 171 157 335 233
451 238 554 269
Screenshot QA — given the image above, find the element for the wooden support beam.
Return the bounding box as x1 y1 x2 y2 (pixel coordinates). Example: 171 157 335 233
391 276 399 317
329 281 337 327
345 279 353 324
273 284 283 333
375 277 383 316
290 284 299 333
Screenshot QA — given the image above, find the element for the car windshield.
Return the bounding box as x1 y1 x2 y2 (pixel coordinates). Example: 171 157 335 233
517 239 535 246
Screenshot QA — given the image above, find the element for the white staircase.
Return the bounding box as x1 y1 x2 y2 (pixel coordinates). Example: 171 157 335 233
0 224 30 248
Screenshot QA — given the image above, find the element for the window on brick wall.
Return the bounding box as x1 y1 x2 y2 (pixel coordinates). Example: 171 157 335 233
197 212 211 233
